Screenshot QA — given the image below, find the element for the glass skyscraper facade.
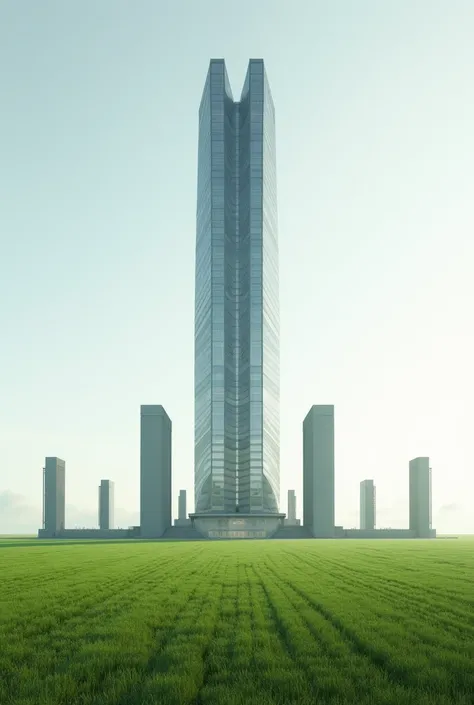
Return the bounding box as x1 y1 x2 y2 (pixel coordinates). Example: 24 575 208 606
194 59 280 516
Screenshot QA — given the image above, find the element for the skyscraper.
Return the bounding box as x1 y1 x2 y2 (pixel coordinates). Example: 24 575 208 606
360 479 376 530
194 59 280 519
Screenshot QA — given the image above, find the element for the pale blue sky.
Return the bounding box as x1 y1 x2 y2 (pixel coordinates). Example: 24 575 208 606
1 0 473 533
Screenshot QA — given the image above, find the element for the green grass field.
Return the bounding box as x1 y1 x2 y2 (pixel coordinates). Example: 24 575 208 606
1 539 473 705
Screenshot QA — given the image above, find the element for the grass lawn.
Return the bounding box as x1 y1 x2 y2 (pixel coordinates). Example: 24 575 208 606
1 538 473 704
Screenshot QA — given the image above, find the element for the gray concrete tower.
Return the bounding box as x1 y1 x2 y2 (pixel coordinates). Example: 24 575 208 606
409 457 432 538
360 479 376 530
43 457 65 536
287 489 296 522
98 479 114 530
178 490 187 522
303 406 335 538
140 405 172 538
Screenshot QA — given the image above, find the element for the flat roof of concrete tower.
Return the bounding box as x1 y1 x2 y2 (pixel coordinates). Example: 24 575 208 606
140 405 170 420
304 405 334 421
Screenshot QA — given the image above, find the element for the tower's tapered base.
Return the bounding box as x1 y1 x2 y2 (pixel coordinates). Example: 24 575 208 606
189 512 286 539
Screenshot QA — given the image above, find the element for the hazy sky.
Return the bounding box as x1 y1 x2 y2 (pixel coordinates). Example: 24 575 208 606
1 0 473 534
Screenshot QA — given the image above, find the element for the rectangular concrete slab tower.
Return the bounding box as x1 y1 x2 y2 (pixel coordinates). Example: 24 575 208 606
99 480 114 530
140 405 172 538
43 457 65 535
287 489 296 522
303 406 335 538
178 490 187 522
360 479 376 530
409 457 432 538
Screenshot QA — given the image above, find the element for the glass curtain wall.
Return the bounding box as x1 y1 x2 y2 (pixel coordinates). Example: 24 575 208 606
194 59 279 514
